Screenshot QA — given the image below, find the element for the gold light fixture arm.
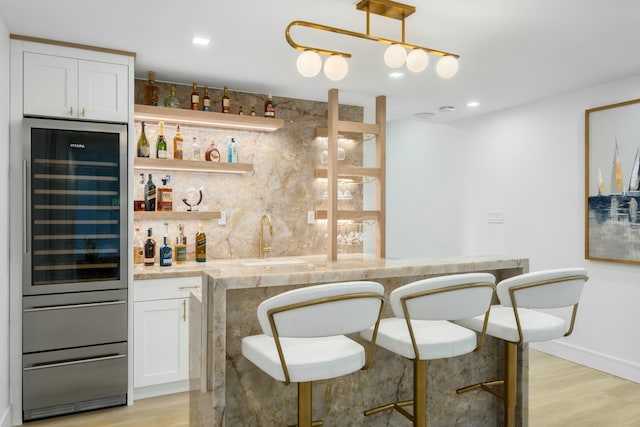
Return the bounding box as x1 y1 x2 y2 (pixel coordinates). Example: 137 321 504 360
285 20 460 59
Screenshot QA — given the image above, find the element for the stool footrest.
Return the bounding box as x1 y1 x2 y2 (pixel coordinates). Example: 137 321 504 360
456 379 504 399
364 399 414 420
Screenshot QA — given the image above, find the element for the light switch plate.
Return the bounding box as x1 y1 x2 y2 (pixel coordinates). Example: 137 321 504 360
307 211 315 224
218 210 227 226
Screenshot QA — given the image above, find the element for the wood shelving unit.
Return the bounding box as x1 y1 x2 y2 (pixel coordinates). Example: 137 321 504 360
134 104 284 132
134 157 253 174
133 211 221 221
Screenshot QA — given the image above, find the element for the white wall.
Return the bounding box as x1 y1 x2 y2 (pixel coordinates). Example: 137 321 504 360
387 75 640 382
0 16 11 427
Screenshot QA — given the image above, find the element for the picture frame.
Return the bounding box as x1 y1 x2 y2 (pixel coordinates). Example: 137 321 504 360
585 98 640 264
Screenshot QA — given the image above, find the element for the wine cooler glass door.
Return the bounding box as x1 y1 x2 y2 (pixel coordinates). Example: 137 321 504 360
24 119 127 295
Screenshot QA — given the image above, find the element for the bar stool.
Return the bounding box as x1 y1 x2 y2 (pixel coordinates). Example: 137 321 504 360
241 281 385 427
455 267 588 427
360 273 496 427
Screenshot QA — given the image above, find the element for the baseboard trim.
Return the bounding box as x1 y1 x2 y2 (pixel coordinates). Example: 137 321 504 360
532 340 640 384
133 380 190 400
1 406 11 427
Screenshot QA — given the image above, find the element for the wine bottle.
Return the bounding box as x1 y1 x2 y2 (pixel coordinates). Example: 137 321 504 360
195 223 206 262
137 121 150 158
191 82 200 110
144 227 156 266
222 86 230 113
174 224 187 264
159 220 173 267
156 121 167 159
143 71 159 106
264 94 275 118
173 124 184 160
144 173 156 211
203 86 212 112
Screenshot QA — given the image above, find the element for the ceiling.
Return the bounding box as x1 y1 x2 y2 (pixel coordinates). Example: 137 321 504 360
2 0 640 123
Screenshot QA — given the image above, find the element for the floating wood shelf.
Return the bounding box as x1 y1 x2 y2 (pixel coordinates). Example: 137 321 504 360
315 166 380 180
134 211 221 221
134 104 284 132
134 157 253 174
315 209 380 222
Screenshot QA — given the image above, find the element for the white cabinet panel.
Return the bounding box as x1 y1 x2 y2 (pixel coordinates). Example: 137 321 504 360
78 60 128 122
23 52 77 118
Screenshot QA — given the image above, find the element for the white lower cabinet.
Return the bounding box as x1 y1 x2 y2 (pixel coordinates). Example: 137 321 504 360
133 276 201 399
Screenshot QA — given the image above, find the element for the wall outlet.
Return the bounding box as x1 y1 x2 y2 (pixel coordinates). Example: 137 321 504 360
307 211 315 224
488 210 504 224
218 210 227 226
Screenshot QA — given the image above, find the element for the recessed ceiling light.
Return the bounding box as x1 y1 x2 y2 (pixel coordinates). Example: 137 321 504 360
192 36 210 46
439 106 455 112
389 71 404 79
414 112 435 120
467 101 480 107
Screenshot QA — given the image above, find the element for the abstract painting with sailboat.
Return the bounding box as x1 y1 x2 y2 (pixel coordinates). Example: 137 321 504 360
586 98 640 264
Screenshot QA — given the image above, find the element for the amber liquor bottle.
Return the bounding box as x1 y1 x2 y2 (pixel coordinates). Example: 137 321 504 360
222 86 230 113
191 82 200 110
173 124 184 160
203 86 212 112
264 94 275 118
195 223 206 262
143 71 159 106
144 227 156 266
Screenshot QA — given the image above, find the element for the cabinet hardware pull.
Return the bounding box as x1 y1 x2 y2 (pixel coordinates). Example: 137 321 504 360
24 300 126 312
82 107 86 117
183 300 186 322
178 286 200 290
24 354 126 371
69 106 73 116
23 160 29 254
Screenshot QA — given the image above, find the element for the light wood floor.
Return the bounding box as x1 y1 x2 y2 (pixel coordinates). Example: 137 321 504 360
24 350 640 426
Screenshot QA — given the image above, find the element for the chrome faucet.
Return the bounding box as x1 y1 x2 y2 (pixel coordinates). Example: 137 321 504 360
259 214 273 259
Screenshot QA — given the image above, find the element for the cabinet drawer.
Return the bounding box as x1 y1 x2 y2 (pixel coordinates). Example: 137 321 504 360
134 276 202 302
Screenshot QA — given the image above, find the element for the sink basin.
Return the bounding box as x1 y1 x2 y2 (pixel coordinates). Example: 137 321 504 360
241 259 307 267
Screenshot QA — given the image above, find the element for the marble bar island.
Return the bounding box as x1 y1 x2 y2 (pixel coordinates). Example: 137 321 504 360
187 254 530 427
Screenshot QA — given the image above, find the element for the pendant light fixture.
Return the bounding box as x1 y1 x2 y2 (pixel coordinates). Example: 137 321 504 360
286 0 460 81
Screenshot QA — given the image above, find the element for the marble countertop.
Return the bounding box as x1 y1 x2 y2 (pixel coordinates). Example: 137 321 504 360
134 254 528 287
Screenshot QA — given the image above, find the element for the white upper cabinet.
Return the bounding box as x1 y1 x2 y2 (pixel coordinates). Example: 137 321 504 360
23 52 129 122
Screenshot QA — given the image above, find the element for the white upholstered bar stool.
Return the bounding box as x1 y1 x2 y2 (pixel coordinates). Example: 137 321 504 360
360 273 496 427
241 281 385 427
455 267 588 427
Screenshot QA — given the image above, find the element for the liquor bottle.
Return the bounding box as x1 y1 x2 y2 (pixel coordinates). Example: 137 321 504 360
137 121 150 158
264 94 275 118
156 121 167 159
143 71 159 106
174 223 187 264
159 220 173 267
205 138 221 162
144 227 156 266
133 226 144 265
203 86 211 112
173 124 184 160
221 86 230 113
144 173 156 211
195 223 206 262
238 106 244 115
191 82 200 110
250 106 256 116
164 86 181 109
190 136 201 161
227 137 238 163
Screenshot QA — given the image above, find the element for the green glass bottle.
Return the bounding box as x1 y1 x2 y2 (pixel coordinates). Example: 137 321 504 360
137 121 150 158
156 121 167 159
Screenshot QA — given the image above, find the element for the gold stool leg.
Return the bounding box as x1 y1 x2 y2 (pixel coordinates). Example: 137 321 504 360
298 381 312 427
414 359 427 427
504 342 518 427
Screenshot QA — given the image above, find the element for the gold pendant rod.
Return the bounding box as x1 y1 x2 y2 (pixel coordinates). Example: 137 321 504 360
285 20 460 58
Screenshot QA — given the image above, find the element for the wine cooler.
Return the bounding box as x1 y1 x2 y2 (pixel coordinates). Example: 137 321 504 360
22 118 128 421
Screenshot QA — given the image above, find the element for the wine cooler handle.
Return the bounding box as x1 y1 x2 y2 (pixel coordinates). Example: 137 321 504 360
23 354 126 371
23 160 28 254
24 300 126 312
183 299 187 322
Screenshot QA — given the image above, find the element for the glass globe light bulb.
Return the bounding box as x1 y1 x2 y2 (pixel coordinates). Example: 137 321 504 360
406 49 429 73
436 55 459 78
384 44 407 68
296 50 322 78
324 55 349 81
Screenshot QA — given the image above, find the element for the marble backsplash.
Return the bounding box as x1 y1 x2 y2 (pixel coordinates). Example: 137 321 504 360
133 80 367 261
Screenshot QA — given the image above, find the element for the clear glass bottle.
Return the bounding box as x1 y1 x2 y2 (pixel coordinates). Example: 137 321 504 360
222 86 230 113
156 121 167 159
143 71 159 106
191 82 200 110
190 136 201 161
137 121 150 158
173 124 184 160
205 138 221 162
159 220 173 267
195 223 206 262
144 227 156 266
203 86 212 112
174 224 187 264
164 86 181 109
227 137 238 163
144 173 156 211
133 226 144 265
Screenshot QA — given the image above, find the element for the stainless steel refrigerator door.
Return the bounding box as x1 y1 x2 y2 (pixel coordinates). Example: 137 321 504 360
23 118 128 295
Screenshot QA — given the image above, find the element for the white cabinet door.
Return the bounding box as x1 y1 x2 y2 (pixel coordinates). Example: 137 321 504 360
78 60 128 122
134 298 189 388
23 52 78 118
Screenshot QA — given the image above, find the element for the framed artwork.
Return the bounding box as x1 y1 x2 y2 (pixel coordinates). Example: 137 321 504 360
585 98 640 264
